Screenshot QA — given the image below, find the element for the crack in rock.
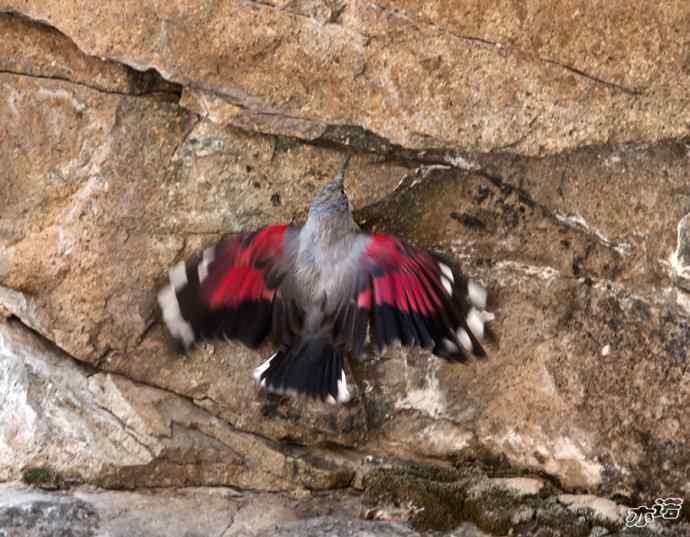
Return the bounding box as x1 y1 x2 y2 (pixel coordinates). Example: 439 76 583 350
368 2 644 97
554 211 633 257
0 68 181 99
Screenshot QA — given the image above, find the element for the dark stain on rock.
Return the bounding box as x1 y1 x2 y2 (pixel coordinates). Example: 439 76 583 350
450 211 485 229
0 497 100 537
474 185 491 204
662 319 689 363
572 254 585 277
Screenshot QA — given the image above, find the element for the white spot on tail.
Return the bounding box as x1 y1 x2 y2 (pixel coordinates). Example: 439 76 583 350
253 352 277 383
480 310 495 323
197 247 215 283
157 285 195 348
468 280 487 309
439 263 454 282
456 328 473 351
466 308 484 339
441 276 453 295
169 262 188 291
337 369 351 403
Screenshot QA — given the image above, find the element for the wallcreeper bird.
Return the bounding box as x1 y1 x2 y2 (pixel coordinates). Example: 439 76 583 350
157 157 491 404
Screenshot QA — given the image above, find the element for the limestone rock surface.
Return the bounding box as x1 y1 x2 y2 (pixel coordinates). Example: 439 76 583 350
0 320 354 490
1 3 689 155
0 5 688 537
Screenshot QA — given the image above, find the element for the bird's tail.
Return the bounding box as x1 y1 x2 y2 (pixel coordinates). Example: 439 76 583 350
253 337 351 404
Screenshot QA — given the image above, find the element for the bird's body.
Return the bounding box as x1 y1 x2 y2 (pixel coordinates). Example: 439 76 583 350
158 157 491 403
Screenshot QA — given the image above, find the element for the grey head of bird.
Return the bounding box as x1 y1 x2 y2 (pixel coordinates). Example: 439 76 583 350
303 156 359 244
307 156 353 220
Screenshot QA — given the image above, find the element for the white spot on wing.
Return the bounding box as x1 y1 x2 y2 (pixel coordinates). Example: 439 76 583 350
337 369 351 403
253 352 277 383
456 328 473 351
441 276 453 295
169 262 188 291
197 247 215 283
439 263 454 282
468 280 487 309
466 308 484 339
157 285 195 348
442 338 459 352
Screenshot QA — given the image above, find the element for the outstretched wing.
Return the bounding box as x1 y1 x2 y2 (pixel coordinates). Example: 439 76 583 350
157 224 299 350
332 233 490 361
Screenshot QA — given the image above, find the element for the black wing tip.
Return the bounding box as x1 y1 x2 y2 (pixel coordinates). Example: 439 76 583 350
157 275 198 352
158 246 279 351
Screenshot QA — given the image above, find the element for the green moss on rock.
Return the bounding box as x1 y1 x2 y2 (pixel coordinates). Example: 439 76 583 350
361 461 677 536
21 467 61 489
362 466 470 532
463 484 526 535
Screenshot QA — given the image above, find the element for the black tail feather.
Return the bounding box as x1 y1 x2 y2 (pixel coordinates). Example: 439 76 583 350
253 337 351 403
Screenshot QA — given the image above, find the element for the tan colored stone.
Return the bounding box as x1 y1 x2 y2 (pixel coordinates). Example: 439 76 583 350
374 1 688 91
0 13 177 96
1 4 689 509
0 14 407 447
353 152 688 496
0 71 191 358
1 1 689 155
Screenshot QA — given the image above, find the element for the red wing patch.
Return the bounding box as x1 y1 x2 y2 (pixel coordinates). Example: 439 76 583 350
207 224 288 309
353 232 488 361
158 224 294 350
363 233 443 314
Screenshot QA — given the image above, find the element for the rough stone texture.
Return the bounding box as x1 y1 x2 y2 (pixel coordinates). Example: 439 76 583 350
361 464 688 536
0 5 689 537
253 517 489 537
0 484 265 537
0 16 404 446
2 477 687 537
1 2 689 155
0 319 354 490
0 14 180 97
353 159 689 499
3 483 481 537
671 213 690 292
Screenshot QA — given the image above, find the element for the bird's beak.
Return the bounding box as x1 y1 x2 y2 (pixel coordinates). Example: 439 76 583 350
334 156 351 187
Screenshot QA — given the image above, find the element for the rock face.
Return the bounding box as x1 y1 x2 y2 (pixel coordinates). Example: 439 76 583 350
0 5 688 537
672 214 690 292
1 2 689 155
0 319 354 491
